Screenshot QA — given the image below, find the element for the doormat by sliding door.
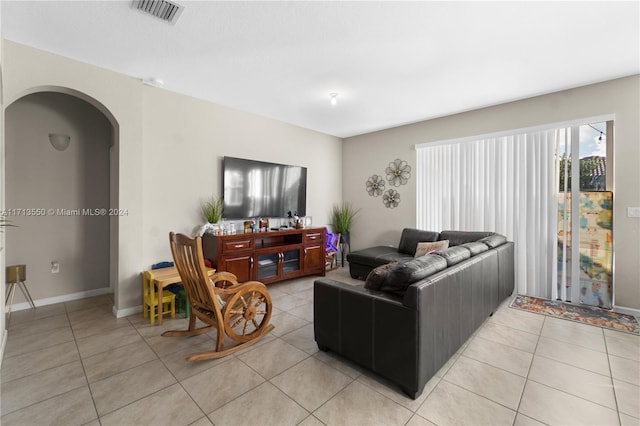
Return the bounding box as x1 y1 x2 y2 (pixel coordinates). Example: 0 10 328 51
510 295 640 335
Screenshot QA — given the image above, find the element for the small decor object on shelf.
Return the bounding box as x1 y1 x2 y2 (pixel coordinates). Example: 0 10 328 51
383 189 401 208
385 159 411 187
366 174 385 197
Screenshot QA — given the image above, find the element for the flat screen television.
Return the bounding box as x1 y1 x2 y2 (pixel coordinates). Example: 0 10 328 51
222 156 307 219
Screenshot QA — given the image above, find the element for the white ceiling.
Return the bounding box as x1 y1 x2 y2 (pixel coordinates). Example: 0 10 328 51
2 1 639 138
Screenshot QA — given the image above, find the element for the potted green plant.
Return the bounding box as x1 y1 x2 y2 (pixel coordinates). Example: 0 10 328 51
201 196 223 228
330 202 359 246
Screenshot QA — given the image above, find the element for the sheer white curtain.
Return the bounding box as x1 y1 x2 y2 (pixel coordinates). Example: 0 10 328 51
416 130 558 298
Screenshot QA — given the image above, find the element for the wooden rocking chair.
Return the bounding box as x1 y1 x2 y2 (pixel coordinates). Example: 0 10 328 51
162 232 275 361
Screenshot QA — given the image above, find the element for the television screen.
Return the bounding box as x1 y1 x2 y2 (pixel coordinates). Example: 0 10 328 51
223 156 307 219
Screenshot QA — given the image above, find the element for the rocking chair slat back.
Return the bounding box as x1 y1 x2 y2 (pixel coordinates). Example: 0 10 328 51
169 233 221 314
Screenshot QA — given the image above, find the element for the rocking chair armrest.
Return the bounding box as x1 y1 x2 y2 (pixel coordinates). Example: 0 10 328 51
216 280 269 296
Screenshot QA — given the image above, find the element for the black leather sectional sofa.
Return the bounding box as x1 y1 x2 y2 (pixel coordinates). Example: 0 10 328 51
313 228 514 399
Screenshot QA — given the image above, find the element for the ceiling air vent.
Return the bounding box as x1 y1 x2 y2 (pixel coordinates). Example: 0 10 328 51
132 0 184 24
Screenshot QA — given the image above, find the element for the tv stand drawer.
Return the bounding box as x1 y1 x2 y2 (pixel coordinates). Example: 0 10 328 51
223 239 253 252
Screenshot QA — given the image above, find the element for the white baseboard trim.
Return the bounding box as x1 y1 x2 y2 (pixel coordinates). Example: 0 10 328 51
114 304 142 318
7 287 113 312
613 305 640 318
0 329 8 368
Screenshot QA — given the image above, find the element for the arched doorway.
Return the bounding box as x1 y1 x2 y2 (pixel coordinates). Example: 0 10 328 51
4 88 119 310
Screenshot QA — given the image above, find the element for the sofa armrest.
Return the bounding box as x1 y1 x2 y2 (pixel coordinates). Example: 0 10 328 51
314 279 419 393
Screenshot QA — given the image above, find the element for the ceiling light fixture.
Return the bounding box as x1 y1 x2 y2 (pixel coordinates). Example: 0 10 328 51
330 93 338 106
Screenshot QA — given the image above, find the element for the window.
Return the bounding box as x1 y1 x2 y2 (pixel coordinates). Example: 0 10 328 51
416 118 613 303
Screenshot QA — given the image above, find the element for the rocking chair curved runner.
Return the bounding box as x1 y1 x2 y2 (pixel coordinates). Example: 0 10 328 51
163 232 275 361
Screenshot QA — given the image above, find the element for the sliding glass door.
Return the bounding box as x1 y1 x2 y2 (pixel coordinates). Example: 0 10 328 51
555 121 613 308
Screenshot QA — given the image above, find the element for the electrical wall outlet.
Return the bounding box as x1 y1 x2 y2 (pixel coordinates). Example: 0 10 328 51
51 261 60 273
628 207 640 218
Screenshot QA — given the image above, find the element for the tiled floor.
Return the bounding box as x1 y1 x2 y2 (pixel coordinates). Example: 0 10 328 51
2 266 639 425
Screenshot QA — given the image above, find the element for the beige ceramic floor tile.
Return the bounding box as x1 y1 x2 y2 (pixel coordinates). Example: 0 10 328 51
615 379 640 419
536 336 610 376
1 340 79 382
280 323 319 354
287 302 315 322
620 413 640 426
64 294 113 313
76 325 141 358
271 356 352 411
269 311 310 337
99 383 204 426
5 326 74 358
463 336 533 377
70 314 132 340
610 354 640 386
159 340 230 381
528 355 616 409
189 417 215 426
406 414 438 426
6 303 66 325
298 414 326 426
272 293 310 311
144 331 213 357
0 385 97 426
1 361 87 415
513 413 547 425
181 357 265 414
82 340 158 383
313 350 365 379
476 321 539 353
209 381 309 425
6 312 69 338
541 317 606 352
314 381 413 426
237 338 308 379
357 370 439 412
606 333 640 361
416 380 515 426
89 359 176 416
444 355 526 409
489 308 544 335
519 380 619 425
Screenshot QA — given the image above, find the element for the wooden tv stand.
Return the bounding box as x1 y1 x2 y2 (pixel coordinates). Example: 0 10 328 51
201 227 326 284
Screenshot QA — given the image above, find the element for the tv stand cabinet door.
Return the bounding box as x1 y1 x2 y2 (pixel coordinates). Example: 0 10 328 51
220 253 253 283
303 244 324 275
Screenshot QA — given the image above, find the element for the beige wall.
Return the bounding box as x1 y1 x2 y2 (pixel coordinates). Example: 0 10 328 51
140 85 343 268
5 92 110 300
2 40 343 315
344 75 640 310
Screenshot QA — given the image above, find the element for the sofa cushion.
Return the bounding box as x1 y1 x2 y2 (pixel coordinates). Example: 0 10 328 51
377 254 448 297
415 240 449 257
398 228 440 255
435 246 472 266
438 231 496 246
478 234 507 248
347 246 408 268
364 262 398 291
460 241 489 255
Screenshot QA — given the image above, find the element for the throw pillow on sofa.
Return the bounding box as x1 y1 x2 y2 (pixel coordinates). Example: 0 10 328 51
415 240 449 257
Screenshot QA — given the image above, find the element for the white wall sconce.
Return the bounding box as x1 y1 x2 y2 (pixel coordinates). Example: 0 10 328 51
330 92 338 106
49 133 71 151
